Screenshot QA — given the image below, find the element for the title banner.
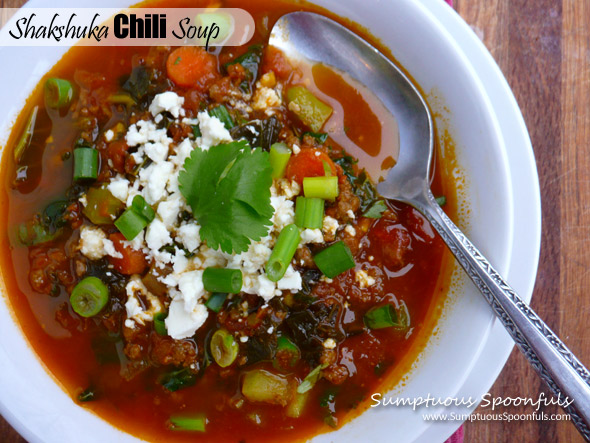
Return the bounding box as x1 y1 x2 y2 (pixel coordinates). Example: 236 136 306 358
0 8 255 47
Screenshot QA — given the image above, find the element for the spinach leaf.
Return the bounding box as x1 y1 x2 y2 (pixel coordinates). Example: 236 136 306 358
160 367 197 392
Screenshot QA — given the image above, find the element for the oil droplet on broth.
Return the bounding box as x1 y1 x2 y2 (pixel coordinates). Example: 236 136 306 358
288 60 400 181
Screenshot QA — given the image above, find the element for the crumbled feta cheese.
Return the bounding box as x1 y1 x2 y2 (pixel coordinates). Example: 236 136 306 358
126 120 165 147
166 296 208 339
274 179 300 199
347 209 356 219
267 326 274 334
196 111 232 150
177 222 201 253
240 336 249 343
145 219 172 255
314 151 321 157
124 231 145 251
149 91 185 118
78 195 88 207
243 273 277 302
157 194 182 228
300 228 324 245
139 161 174 204
79 226 107 260
144 141 169 163
292 144 301 155
125 276 163 326
277 265 302 292
323 338 337 349
107 175 130 202
356 269 376 288
270 196 295 231
345 225 357 237
103 239 123 259
198 245 227 268
104 129 114 142
323 216 339 237
170 138 194 167
252 86 281 110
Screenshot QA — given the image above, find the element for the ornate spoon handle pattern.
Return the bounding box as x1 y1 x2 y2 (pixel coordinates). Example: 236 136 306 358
412 190 590 441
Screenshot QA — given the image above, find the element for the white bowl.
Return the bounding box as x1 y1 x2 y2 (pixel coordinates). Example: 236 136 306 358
0 0 541 442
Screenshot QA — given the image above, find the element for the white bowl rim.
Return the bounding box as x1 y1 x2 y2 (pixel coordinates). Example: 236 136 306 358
0 0 542 442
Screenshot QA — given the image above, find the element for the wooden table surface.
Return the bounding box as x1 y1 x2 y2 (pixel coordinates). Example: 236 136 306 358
1 0 589 442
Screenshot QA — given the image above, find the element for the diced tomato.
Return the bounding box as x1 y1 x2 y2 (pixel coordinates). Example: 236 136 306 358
108 233 149 275
285 148 337 186
368 218 412 270
166 46 219 89
262 46 292 80
105 139 128 173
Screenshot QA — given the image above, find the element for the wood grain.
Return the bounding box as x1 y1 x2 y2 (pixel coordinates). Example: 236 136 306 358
0 0 588 442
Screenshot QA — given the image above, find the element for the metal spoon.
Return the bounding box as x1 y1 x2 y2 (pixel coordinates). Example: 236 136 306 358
270 11 590 440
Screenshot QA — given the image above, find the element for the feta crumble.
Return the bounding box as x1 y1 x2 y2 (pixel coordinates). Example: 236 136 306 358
79 226 121 260
356 269 376 288
323 216 339 237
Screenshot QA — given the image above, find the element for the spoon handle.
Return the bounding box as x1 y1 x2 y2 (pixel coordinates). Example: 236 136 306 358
413 190 590 441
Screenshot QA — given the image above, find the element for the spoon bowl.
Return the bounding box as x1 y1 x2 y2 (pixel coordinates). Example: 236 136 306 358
270 11 590 440
270 12 433 201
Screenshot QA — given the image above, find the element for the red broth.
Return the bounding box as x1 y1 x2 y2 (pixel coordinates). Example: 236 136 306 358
0 0 457 441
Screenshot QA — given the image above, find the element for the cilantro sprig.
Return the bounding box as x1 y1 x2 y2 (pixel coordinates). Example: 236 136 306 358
179 140 274 254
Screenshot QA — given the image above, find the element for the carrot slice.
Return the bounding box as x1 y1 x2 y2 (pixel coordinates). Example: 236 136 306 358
108 233 149 275
166 47 219 89
285 148 337 186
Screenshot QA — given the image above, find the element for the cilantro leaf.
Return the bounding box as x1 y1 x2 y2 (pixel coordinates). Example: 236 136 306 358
179 140 274 254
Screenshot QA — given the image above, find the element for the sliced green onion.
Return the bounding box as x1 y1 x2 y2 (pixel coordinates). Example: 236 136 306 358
70 276 109 318
322 160 332 176
274 335 300 370
131 195 155 222
210 329 239 367
435 195 447 206
44 78 73 109
294 197 324 229
364 305 401 329
203 268 242 293
73 147 99 182
115 207 149 241
205 292 228 313
154 312 167 336
297 363 326 394
13 105 38 164
169 415 206 432
266 224 300 282
303 176 338 200
363 200 387 218
209 104 234 129
269 142 291 178
313 241 355 278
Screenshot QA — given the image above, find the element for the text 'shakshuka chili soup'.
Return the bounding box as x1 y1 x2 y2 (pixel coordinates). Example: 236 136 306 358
0 0 456 441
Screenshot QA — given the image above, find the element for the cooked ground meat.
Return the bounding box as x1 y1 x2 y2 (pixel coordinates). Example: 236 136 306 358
150 333 198 367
